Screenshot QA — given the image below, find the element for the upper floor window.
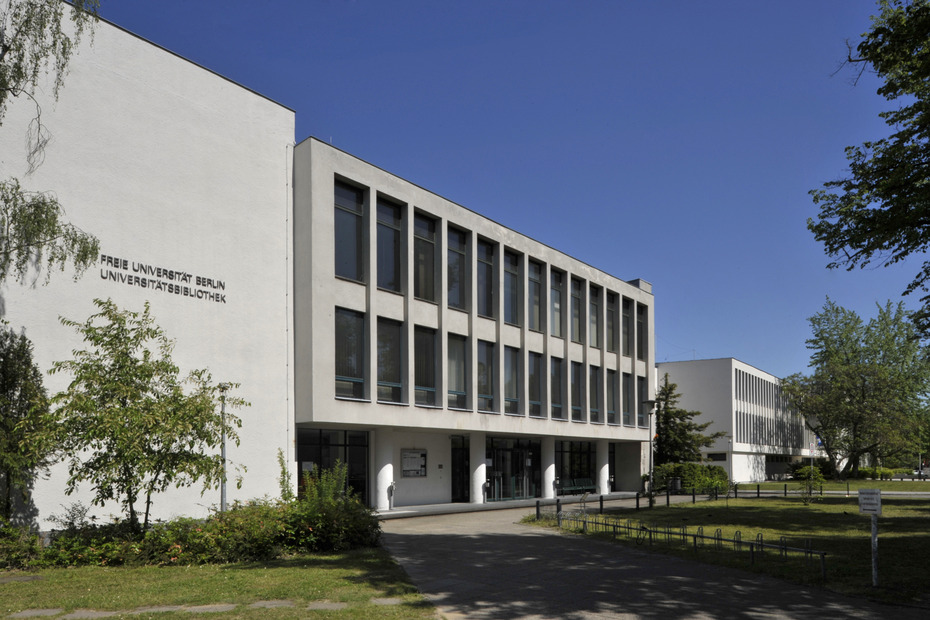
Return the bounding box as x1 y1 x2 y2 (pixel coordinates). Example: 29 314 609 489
589 366 601 423
636 304 648 361
622 372 632 425
551 357 564 419
528 352 543 417
606 293 618 353
414 326 437 406
377 198 403 293
571 361 584 421
589 285 601 348
636 375 647 426
477 240 495 318
414 214 437 302
334 182 365 283
377 318 404 403
622 297 633 357
447 227 468 311
504 346 521 414
571 278 583 343
448 334 468 409
477 340 495 411
550 270 564 338
606 369 618 424
503 251 521 326
335 307 365 399
528 261 543 332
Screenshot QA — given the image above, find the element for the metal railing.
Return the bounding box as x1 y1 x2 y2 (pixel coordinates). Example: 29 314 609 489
554 511 827 582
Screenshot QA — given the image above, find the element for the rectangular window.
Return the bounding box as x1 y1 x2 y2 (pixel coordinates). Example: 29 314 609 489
377 198 403 292
550 270 563 338
477 240 495 318
622 298 632 357
414 214 436 302
377 318 403 403
414 326 437 406
447 227 468 311
335 308 365 399
477 340 495 411
334 181 365 282
589 366 601 423
448 334 468 409
571 278 583 343
528 352 543 417
637 376 647 426
504 251 521 325
551 357 564 419
504 346 520 414
606 369 618 424
589 285 601 348
528 261 543 332
622 372 632 425
606 293 618 353
636 304 648 361
571 362 584 421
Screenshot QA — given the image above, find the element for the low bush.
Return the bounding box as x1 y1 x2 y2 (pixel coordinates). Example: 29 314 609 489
0 518 40 569
651 462 728 491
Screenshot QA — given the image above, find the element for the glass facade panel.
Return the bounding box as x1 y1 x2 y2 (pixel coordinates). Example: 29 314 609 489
622 297 632 357
528 261 543 332
528 352 543 417
571 361 584 422
622 372 632 425
571 278 583 343
637 375 647 426
606 369 618 424
637 303 648 361
504 251 521 325
550 270 563 338
589 366 600 423
589 286 600 348
551 357 564 419
606 293 618 353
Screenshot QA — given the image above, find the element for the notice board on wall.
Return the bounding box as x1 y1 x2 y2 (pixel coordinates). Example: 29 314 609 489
402 449 427 478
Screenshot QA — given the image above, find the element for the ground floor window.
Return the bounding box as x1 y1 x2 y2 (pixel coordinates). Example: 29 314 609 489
555 440 596 484
486 437 541 501
296 428 369 505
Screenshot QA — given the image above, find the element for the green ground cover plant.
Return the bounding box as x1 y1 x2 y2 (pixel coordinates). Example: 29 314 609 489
533 496 930 607
0 548 434 619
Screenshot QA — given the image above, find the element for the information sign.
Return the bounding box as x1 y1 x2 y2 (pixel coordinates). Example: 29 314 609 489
859 488 882 515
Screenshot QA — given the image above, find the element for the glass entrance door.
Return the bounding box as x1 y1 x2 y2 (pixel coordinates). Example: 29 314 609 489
487 438 540 501
450 435 470 503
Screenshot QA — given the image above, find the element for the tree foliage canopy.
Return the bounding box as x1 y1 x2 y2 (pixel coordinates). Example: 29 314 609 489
782 299 930 478
0 0 99 287
50 299 246 530
809 0 930 331
0 326 52 521
654 373 725 466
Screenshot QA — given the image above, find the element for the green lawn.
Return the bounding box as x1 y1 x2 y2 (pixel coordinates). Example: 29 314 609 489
0 548 434 619
540 495 930 607
745 479 930 493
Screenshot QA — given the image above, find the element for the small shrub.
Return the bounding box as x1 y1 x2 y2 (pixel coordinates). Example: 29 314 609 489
0 518 40 569
796 465 825 505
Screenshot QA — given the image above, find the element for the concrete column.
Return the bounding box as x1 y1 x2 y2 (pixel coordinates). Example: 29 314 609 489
470 431 486 504
542 436 556 499
374 429 395 511
596 439 610 495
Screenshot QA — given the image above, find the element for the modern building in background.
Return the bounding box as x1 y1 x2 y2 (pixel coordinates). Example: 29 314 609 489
1 16 656 527
657 359 816 483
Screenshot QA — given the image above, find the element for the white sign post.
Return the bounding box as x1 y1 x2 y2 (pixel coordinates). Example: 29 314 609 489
859 489 881 587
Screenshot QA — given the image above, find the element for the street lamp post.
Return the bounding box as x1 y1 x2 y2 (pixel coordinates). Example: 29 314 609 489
643 399 657 504
219 383 229 513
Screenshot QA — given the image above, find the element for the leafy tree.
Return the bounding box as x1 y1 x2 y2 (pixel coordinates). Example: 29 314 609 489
654 373 726 466
808 0 930 332
0 326 53 520
50 298 246 531
782 299 930 479
1 0 100 286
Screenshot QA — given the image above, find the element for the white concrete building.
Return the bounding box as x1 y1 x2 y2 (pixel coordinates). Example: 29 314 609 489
294 138 655 510
1 16 656 526
656 359 817 483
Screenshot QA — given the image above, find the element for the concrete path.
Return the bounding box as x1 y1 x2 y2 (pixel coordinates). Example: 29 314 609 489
381 506 929 620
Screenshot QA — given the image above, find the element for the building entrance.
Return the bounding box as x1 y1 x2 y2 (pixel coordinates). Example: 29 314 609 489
486 437 540 501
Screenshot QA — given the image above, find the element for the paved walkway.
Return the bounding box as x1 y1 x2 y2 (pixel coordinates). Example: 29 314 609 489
381 501 930 620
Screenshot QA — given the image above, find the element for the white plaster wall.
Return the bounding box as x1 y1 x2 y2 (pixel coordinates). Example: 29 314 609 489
389 431 453 506
0 19 295 528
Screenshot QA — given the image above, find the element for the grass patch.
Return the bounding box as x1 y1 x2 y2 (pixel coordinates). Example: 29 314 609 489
533 496 930 607
745 480 930 493
0 548 434 619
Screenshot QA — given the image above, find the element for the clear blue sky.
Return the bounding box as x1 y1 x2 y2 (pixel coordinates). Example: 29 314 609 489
98 0 915 379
